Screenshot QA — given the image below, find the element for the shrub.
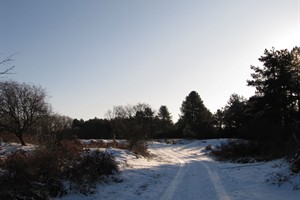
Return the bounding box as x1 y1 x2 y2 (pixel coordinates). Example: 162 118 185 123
79 139 129 150
131 141 150 157
0 147 66 199
0 142 118 199
205 145 212 151
0 131 41 145
65 150 118 195
291 159 300 173
0 131 19 143
211 140 285 163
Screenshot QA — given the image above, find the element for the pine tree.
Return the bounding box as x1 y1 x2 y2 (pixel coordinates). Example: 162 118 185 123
222 94 247 135
157 105 172 125
247 47 298 126
180 91 213 138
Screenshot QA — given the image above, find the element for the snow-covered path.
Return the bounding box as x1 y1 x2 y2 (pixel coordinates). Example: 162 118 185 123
152 141 245 200
154 144 229 200
57 140 300 200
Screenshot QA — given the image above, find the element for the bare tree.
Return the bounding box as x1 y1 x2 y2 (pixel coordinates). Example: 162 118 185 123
34 113 73 145
0 81 50 145
105 110 118 147
106 103 154 150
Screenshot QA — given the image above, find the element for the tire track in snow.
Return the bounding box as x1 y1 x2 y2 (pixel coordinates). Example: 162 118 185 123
201 161 232 200
155 148 187 200
157 143 233 200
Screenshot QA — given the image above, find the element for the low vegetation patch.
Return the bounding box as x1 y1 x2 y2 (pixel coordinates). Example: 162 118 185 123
81 139 129 149
131 141 150 157
0 142 118 200
211 140 286 163
78 139 148 156
65 150 118 195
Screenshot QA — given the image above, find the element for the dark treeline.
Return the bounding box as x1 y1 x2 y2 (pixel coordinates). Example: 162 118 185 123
69 46 300 156
214 47 300 157
71 97 213 142
1 46 300 156
216 47 300 142
72 118 112 139
72 104 176 142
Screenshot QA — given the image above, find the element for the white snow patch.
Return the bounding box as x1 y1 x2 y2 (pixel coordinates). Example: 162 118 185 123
51 139 300 200
1 140 298 199
0 142 35 158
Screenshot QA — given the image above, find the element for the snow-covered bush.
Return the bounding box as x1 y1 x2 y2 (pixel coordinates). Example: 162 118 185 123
65 150 118 195
0 147 65 199
0 143 118 199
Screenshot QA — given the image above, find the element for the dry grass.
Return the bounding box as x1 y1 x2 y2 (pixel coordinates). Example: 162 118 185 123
131 141 150 157
0 140 118 199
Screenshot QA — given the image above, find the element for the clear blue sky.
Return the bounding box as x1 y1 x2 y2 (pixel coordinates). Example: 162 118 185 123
1 0 299 122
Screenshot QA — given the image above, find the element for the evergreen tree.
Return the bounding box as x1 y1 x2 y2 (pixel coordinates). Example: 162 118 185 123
180 91 213 138
155 105 173 138
213 109 224 132
291 47 300 119
247 47 299 126
246 47 300 142
223 94 247 129
157 105 173 125
222 94 247 136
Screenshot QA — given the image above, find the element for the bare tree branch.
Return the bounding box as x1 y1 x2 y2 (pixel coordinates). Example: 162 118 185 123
0 66 15 75
0 53 19 75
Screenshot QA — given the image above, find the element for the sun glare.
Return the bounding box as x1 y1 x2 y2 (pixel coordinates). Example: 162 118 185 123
272 32 300 49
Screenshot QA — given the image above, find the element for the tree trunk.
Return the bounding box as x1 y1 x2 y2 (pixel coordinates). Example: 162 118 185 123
15 132 26 146
113 133 116 148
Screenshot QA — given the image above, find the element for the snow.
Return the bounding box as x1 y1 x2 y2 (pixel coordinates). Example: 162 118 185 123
53 139 300 200
0 140 299 199
0 142 35 158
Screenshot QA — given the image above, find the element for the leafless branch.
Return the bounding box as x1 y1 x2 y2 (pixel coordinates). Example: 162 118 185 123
0 53 19 75
0 66 15 75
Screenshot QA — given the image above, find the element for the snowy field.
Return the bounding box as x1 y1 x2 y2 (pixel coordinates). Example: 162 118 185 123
54 139 300 200
1 139 300 200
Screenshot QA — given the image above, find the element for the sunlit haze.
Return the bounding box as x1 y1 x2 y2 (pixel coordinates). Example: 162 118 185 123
1 0 299 122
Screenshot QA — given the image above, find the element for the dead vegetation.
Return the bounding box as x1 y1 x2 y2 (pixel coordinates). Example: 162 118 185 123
0 140 118 199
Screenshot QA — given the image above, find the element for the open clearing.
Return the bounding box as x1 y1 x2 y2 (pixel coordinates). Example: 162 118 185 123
52 139 300 200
